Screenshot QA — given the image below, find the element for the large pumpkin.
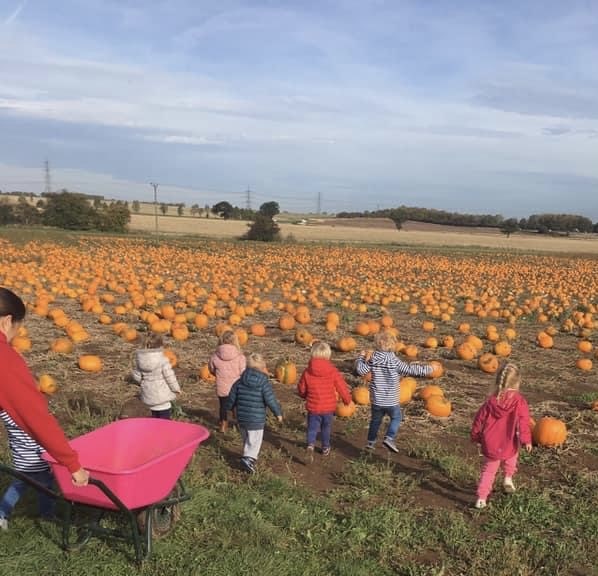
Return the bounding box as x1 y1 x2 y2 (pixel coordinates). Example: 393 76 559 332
425 395 452 417
275 359 297 385
419 384 443 401
50 338 73 354
78 355 103 372
428 360 444 379
336 402 356 418
38 374 58 395
352 386 370 405
533 417 567 447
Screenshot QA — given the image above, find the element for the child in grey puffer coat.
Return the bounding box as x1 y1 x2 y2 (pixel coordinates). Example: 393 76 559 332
131 334 180 419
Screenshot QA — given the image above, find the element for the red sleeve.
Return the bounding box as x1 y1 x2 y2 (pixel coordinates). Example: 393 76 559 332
471 402 487 444
297 371 308 398
334 370 352 405
0 348 81 473
517 395 532 445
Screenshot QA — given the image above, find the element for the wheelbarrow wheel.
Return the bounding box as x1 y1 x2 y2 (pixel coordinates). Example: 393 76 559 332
136 485 182 540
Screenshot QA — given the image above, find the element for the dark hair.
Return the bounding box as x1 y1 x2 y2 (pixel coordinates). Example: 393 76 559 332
0 287 26 323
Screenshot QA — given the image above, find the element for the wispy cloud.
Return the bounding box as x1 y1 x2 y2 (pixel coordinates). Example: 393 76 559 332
3 0 27 26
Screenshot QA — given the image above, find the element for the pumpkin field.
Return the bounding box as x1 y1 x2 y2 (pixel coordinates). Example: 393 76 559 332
1 227 597 576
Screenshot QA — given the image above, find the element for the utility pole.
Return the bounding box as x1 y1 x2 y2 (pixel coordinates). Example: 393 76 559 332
245 187 252 210
44 160 51 195
150 182 159 241
317 191 322 214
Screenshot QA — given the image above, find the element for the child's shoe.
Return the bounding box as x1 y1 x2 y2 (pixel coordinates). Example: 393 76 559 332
240 457 256 474
306 445 314 463
219 421 228 433
322 447 331 457
503 477 516 493
0 517 8 531
365 441 376 451
383 437 399 453
474 499 487 509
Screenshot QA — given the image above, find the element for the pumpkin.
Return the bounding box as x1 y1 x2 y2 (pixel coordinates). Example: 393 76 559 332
122 327 138 342
352 386 370 405
533 417 567 447
164 348 177 367
424 336 438 349
478 352 499 374
295 328 314 346
279 314 296 331
50 338 73 354
336 336 357 353
456 342 475 361
250 323 266 337
336 402 356 418
577 340 593 353
494 341 512 357
171 324 190 341
199 364 215 382
194 313 209 329
425 395 452 417
354 322 370 336
419 384 443 401
234 327 248 346
465 334 484 352
404 344 418 359
576 358 593 371
78 355 103 372
442 335 455 349
504 327 517 341
11 336 32 353
422 320 435 332
275 359 297 385
590 400 598 412
38 374 58 395
400 376 418 397
428 360 444 379
536 331 554 349
398 380 415 404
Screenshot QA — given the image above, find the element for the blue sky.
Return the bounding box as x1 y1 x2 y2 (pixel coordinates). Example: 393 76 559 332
1 0 597 218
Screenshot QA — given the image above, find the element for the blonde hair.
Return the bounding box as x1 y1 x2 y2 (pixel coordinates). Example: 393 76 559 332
247 352 267 371
219 329 240 348
374 331 397 352
310 341 331 359
144 334 163 349
495 362 521 399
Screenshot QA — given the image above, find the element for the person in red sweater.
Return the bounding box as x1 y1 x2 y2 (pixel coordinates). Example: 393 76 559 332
297 341 353 458
0 288 89 490
471 362 532 509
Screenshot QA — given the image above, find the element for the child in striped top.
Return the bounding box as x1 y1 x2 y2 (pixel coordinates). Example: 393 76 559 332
355 331 434 453
0 411 55 530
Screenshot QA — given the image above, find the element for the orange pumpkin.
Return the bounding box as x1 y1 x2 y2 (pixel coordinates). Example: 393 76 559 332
335 402 356 418
50 338 73 354
577 340 593 353
38 374 58 395
533 417 567 447
279 314 296 331
250 323 266 337
494 341 512 357
456 343 475 361
576 358 593 371
275 359 297 385
199 363 215 382
419 384 444 401
78 355 103 372
536 331 554 349
352 386 370 405
336 336 357 353
428 360 444 379
295 328 314 346
164 348 178 368
478 353 499 374
425 395 452 417
11 336 32 353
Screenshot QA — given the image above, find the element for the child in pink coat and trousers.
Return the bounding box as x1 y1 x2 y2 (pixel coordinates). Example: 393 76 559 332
471 362 532 509
209 330 246 433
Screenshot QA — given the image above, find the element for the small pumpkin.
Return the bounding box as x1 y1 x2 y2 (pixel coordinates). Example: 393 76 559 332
478 352 499 374
50 338 73 354
275 359 297 385
78 355 103 372
278 314 296 331
419 384 443 401
576 358 593 371
336 336 357 353
38 374 58 395
494 341 512 357
250 323 266 337
199 363 215 382
428 360 444 379
164 348 178 368
294 328 314 346
425 395 452 417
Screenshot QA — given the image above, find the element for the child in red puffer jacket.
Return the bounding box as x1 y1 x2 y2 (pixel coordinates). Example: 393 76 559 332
297 341 352 458
471 362 532 509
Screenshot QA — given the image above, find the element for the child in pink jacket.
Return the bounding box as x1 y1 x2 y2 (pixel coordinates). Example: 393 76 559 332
208 330 246 433
471 362 532 509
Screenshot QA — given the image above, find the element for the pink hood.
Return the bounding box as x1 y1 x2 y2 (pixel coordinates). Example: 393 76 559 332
208 345 246 397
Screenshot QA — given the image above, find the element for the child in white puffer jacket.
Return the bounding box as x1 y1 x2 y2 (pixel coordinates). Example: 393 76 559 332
131 334 180 419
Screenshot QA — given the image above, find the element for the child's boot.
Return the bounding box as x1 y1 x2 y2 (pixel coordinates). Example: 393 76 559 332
503 477 516 493
219 420 228 433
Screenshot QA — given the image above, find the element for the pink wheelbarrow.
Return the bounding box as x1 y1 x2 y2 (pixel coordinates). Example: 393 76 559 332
0 418 209 562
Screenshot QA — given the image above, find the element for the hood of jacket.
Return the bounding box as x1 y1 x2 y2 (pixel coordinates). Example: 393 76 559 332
239 367 268 389
215 343 243 362
369 350 397 367
486 392 520 419
305 357 337 378
135 349 166 372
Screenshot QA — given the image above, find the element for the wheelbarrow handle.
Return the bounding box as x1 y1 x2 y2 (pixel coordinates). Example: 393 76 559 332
0 462 62 500
86 477 131 513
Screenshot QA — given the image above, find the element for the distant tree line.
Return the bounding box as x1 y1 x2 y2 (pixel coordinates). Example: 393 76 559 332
336 206 598 234
0 190 130 232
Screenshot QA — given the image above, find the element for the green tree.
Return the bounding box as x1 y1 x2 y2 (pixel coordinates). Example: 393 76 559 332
243 213 281 241
96 201 130 232
212 201 234 220
259 201 280 218
132 200 141 213
190 203 200 217
177 203 185 216
204 204 210 218
42 190 96 230
160 203 168 215
500 218 519 238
